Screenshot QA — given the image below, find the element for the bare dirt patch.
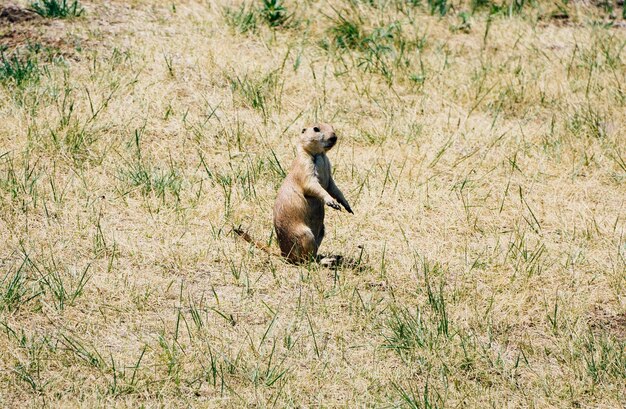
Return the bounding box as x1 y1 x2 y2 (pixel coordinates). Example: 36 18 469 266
0 4 84 60
591 308 626 341
0 4 39 24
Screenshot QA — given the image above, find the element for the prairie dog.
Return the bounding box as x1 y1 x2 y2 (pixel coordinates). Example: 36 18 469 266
273 123 353 263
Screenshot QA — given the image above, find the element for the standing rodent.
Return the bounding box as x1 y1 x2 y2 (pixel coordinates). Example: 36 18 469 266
273 123 353 263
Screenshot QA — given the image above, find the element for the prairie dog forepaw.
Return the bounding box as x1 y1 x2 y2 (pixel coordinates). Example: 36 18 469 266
326 199 341 210
342 202 353 214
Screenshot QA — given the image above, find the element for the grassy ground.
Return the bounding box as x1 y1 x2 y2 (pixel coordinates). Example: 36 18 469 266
0 0 625 407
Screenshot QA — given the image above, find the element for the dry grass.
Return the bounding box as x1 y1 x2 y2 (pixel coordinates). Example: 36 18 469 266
1 0 625 407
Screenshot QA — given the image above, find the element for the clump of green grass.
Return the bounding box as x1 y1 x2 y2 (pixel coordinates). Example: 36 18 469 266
228 71 281 120
36 263 91 312
0 52 39 87
400 0 532 16
118 130 183 204
25 42 66 64
383 306 430 356
225 2 258 34
0 153 40 212
29 0 84 19
567 106 609 140
1 263 30 313
121 163 183 202
3 250 91 313
393 379 445 409
382 259 452 359
491 0 533 16
359 22 405 82
327 13 365 50
324 13 407 83
577 328 626 385
259 0 291 28
428 0 448 16
224 0 292 33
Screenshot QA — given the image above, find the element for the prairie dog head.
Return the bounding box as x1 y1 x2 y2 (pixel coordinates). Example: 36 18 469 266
299 123 338 155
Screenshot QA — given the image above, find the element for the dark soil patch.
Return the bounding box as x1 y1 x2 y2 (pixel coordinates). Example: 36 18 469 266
590 308 626 341
0 5 83 60
2 27 57 49
0 4 40 24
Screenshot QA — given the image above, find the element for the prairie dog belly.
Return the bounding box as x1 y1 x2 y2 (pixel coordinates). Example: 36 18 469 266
305 196 325 237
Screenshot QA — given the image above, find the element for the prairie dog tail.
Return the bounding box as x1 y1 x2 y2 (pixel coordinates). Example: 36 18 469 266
233 227 281 258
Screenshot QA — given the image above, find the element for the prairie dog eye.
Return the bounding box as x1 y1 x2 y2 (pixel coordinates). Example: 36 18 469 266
313 127 320 132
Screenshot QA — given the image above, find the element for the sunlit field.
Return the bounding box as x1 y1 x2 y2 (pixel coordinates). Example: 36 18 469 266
1 0 625 407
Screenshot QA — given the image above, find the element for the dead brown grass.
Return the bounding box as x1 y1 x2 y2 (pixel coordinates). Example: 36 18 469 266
0 0 624 407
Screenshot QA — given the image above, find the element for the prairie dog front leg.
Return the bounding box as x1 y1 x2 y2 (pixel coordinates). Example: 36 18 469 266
328 179 353 213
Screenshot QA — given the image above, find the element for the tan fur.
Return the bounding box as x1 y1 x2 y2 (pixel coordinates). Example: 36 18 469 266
233 227 282 257
273 123 353 263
